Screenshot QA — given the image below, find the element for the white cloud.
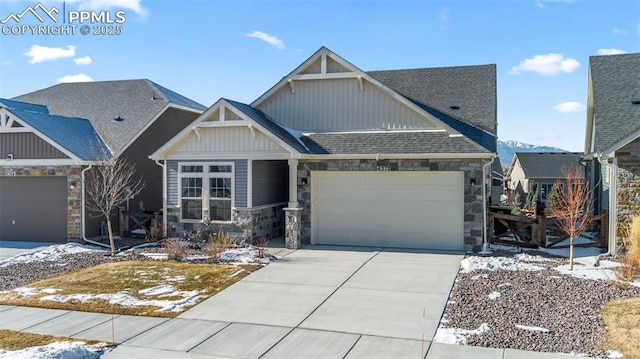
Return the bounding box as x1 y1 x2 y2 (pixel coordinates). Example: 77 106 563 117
244 31 285 50
535 0 576 8
24 45 76 64
510 53 580 75
2 60 10 66
597 48 626 55
65 0 147 16
613 27 628 35
74 56 92 65
57 73 94 83
553 101 585 113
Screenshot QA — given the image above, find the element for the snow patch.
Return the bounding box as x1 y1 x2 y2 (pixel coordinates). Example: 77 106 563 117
471 274 489 280
0 243 104 268
460 256 545 273
607 350 624 358
217 246 274 265
433 323 490 345
228 269 245 278
138 284 176 296
39 290 201 312
516 324 550 332
553 260 638 286
488 291 502 300
497 283 512 288
0 341 110 359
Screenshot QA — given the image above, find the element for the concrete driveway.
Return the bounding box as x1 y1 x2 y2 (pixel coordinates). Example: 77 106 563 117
0 240 58 261
105 245 463 358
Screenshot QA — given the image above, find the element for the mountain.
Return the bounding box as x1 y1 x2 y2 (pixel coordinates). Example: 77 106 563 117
498 140 567 168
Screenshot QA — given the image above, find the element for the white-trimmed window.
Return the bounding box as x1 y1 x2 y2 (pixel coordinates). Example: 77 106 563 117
179 163 233 222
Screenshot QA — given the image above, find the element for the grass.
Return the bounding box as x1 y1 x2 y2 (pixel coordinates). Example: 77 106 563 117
0 261 258 317
0 329 107 351
616 216 640 284
603 297 640 359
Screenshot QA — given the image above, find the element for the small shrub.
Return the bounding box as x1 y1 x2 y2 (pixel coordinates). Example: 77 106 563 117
163 238 189 261
146 222 164 243
545 183 564 216
254 236 270 258
205 230 236 261
616 216 640 284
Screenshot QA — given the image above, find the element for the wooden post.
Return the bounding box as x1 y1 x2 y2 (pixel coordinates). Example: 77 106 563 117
118 207 125 237
537 215 547 248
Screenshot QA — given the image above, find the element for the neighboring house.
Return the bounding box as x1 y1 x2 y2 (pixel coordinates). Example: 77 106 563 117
506 152 584 204
490 157 505 205
0 80 206 242
584 53 640 254
151 47 497 251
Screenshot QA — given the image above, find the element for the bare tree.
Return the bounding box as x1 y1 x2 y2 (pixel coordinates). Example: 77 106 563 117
551 167 593 270
86 154 144 255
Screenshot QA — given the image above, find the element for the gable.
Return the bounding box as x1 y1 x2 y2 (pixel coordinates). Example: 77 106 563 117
165 126 289 160
0 132 70 160
257 77 441 132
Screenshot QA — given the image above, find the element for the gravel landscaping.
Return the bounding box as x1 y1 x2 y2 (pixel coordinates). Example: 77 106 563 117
440 251 640 358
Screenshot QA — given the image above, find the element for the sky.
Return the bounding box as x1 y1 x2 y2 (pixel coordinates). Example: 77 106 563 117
0 0 638 152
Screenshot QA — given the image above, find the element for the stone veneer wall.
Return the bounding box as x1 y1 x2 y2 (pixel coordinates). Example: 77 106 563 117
166 203 285 242
616 137 640 239
296 159 486 251
1 165 82 241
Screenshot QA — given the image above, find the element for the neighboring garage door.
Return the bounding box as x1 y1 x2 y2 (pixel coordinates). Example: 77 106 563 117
311 171 464 250
0 177 67 242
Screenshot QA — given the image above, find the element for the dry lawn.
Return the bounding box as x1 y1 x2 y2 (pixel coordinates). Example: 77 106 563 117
0 329 107 351
0 261 258 317
603 297 640 359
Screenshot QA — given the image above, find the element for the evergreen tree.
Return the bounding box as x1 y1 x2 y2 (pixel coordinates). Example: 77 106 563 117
545 183 564 216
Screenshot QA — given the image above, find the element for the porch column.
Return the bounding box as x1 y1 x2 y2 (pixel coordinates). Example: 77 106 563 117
284 158 301 249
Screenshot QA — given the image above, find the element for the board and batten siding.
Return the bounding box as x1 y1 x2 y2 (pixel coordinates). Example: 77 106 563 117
1 133 69 159
257 78 439 132
168 127 289 157
166 160 248 208
252 160 288 206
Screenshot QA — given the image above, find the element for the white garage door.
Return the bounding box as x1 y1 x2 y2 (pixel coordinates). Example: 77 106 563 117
311 171 463 250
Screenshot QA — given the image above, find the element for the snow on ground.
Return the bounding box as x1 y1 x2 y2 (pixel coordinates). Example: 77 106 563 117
217 246 275 265
38 289 202 312
0 243 105 268
0 341 110 359
488 291 501 300
607 350 624 359
433 323 490 345
515 324 550 333
460 256 545 273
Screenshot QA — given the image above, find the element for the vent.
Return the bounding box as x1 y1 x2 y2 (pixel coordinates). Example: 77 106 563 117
449 105 460 110
114 116 125 122
631 99 640 105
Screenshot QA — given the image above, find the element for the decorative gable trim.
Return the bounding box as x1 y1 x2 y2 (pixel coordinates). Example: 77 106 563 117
251 47 461 136
149 99 300 160
0 108 82 163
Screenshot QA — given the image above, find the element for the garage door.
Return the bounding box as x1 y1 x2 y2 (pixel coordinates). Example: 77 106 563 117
0 177 67 242
311 171 463 250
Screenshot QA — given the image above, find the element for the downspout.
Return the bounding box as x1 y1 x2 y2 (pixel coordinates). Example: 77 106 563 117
480 157 495 254
81 165 109 248
594 154 616 266
154 159 167 238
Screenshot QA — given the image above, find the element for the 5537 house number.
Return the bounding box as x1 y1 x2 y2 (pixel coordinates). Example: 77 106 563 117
4 169 15 176
376 164 391 171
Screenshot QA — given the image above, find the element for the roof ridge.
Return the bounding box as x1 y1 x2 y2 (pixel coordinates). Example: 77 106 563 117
367 63 496 73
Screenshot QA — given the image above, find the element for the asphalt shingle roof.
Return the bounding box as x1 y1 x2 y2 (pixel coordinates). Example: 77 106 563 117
515 152 584 179
367 64 497 135
590 53 640 153
14 79 205 153
1 99 110 161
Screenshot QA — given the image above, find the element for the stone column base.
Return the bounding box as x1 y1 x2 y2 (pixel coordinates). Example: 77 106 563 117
284 207 303 249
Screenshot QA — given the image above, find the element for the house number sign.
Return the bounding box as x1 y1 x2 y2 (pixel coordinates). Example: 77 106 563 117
376 160 391 171
4 169 15 176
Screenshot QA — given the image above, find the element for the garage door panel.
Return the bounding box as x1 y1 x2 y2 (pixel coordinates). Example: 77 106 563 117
312 171 463 250
0 177 67 242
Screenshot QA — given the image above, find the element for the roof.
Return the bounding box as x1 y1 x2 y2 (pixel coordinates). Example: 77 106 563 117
0 99 110 161
367 64 497 135
589 53 640 154
514 152 584 179
13 79 206 153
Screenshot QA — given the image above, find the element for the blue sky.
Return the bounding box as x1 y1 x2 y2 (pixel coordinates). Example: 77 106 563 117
1 0 639 152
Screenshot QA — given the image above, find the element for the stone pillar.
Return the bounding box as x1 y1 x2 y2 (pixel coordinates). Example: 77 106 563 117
284 207 302 249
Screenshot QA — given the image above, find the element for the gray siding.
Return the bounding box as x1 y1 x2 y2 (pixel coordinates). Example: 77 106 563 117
1 132 69 159
252 160 288 206
258 78 438 132
601 163 610 211
166 159 247 209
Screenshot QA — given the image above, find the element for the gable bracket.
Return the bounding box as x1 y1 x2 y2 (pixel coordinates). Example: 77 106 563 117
288 79 295 94
358 76 364 91
192 126 201 140
248 124 257 140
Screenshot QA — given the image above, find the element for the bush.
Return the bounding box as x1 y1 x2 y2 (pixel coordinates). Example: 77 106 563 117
616 216 640 284
163 238 189 261
545 183 564 216
145 222 164 243
205 230 236 261
254 236 270 258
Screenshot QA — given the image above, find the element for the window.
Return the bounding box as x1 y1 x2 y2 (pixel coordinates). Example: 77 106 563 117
179 163 233 222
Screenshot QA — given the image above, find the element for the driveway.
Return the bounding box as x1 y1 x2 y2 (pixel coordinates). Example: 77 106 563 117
105 245 463 358
0 240 58 261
